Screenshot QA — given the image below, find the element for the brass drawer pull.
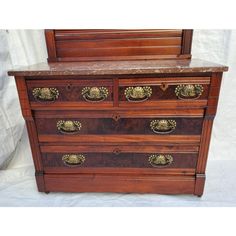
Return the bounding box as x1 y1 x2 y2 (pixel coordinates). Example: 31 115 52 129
62 154 85 166
149 154 173 167
150 119 176 134
82 87 109 102
32 87 59 102
175 84 204 100
124 86 152 102
57 120 82 134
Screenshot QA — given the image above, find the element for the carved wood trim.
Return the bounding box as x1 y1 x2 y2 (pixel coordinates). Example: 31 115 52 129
15 76 32 120
196 118 213 173
205 72 223 117
181 29 193 56
45 29 57 62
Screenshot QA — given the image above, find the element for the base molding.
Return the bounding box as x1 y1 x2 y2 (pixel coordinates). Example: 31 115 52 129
35 171 46 192
42 173 196 194
194 173 206 197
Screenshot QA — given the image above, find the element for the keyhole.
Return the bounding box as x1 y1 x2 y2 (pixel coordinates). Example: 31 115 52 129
160 83 169 91
66 83 73 91
112 113 120 122
113 149 121 155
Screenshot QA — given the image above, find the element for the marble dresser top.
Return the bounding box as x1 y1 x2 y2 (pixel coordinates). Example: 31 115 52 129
8 59 228 77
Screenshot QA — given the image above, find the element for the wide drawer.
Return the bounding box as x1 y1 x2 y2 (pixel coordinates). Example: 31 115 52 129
41 145 198 175
35 116 203 136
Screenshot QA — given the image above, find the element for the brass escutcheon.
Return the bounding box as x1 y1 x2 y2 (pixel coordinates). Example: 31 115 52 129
175 84 204 100
150 119 176 134
81 86 109 102
32 87 59 102
148 154 173 167
57 120 82 134
124 86 152 102
62 154 85 166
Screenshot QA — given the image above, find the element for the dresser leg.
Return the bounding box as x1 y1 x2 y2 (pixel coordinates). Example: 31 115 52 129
35 171 46 192
194 174 205 197
45 191 50 194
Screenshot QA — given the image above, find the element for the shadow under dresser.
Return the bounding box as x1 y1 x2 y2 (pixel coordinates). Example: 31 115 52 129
8 30 228 196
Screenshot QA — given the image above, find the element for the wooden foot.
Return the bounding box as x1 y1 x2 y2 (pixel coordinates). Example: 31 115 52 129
194 174 205 197
35 171 46 192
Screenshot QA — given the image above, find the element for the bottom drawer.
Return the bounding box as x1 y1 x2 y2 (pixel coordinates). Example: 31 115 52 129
41 145 198 175
43 173 195 194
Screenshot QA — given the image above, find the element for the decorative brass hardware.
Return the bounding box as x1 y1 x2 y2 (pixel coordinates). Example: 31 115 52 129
150 119 176 134
57 120 82 134
175 84 204 100
62 154 85 166
32 87 59 101
81 87 109 102
148 154 173 167
124 86 152 102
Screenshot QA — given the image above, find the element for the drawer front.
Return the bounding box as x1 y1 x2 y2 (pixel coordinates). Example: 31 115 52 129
41 145 198 174
27 79 113 106
118 77 210 107
43 152 197 168
35 117 203 136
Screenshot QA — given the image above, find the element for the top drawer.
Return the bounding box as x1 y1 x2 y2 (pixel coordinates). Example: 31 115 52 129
118 77 210 108
27 79 113 108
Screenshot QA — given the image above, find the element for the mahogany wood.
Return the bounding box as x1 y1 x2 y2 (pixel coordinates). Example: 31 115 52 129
34 109 205 118
46 29 193 62
43 167 196 176
44 174 195 194
38 134 201 144
194 174 206 197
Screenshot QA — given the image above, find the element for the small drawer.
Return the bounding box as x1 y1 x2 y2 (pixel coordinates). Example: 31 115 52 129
41 145 198 175
26 79 113 107
118 77 210 108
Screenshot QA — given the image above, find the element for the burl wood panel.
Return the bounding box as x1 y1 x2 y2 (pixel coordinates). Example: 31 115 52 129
35 117 203 135
42 152 197 169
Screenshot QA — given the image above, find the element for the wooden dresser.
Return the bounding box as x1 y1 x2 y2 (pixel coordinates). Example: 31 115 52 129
8 30 228 196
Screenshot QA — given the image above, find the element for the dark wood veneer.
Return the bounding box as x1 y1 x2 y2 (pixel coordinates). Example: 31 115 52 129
42 152 197 169
35 117 203 135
